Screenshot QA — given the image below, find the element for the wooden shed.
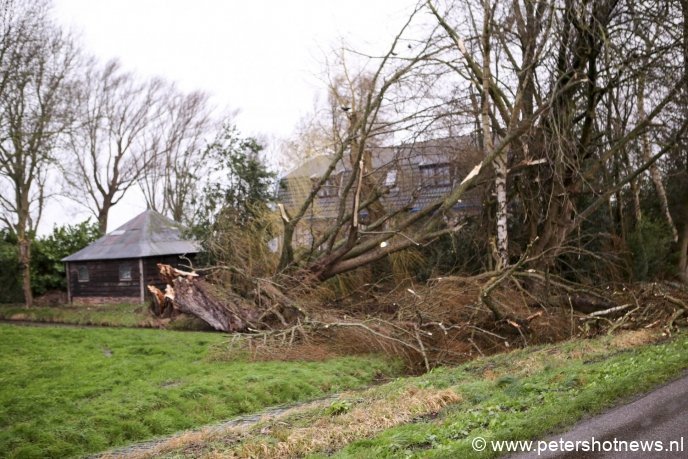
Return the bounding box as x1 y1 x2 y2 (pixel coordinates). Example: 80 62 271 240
62 210 200 304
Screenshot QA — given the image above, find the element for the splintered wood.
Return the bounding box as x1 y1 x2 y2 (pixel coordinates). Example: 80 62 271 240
148 264 258 332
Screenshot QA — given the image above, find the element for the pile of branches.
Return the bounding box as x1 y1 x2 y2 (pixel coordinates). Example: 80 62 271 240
148 264 688 372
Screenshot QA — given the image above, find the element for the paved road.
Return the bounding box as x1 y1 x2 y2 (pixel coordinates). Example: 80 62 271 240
507 372 688 458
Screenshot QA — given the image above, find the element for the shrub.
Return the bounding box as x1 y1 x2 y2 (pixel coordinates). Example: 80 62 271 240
0 220 100 300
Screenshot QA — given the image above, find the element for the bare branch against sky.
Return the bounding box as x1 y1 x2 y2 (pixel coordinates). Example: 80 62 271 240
43 0 420 233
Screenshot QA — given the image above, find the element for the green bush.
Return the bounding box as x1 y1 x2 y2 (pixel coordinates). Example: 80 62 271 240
0 220 100 301
0 230 22 303
30 220 101 295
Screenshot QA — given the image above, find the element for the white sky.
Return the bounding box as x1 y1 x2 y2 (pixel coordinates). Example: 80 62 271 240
42 0 420 234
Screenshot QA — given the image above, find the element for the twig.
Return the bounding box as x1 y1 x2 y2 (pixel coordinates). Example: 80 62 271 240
468 325 506 340
584 303 632 318
414 326 431 372
480 237 538 320
468 338 484 357
663 294 687 310
666 309 685 330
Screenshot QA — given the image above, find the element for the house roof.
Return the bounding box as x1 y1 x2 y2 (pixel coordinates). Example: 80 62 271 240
62 210 201 262
277 136 484 218
283 155 345 180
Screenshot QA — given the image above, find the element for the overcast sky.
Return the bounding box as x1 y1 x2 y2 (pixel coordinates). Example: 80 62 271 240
44 0 419 233
53 0 418 137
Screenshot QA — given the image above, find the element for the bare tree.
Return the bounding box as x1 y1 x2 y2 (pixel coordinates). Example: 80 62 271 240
64 59 163 233
428 0 556 268
673 0 688 282
138 86 216 224
270 0 688 288
0 0 78 306
278 106 340 171
150 0 688 355
426 0 687 271
275 8 494 280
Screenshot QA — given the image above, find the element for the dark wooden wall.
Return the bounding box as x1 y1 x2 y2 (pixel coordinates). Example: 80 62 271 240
68 258 141 298
68 254 197 301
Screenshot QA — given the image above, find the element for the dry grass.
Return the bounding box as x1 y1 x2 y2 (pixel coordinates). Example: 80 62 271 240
105 387 461 458
233 387 460 458
389 248 427 284
610 329 663 349
249 342 340 362
474 329 662 383
106 398 340 459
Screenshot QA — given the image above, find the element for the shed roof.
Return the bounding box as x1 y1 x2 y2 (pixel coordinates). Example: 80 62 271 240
62 210 201 262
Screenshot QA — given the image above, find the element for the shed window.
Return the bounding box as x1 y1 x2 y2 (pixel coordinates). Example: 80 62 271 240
77 266 89 282
119 264 132 281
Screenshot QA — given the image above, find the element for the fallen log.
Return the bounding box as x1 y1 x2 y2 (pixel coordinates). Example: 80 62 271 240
172 276 260 332
149 264 263 332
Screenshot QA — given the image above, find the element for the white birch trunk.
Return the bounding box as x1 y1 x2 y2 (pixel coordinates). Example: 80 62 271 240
494 154 509 268
481 0 509 268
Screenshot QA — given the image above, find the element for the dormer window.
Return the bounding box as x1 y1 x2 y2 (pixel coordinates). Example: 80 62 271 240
384 170 397 187
317 176 340 198
420 163 452 186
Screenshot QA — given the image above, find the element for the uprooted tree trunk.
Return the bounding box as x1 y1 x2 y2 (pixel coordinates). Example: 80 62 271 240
148 264 303 332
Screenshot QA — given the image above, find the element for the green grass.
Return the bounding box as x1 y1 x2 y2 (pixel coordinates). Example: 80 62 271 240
330 331 688 458
0 303 152 328
0 324 402 458
143 330 688 458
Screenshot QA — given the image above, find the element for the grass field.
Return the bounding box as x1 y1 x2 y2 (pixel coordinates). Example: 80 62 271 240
0 303 152 328
148 329 688 458
0 324 402 458
332 330 688 458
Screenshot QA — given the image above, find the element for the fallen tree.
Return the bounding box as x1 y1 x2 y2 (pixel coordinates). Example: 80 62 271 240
143 0 688 371
148 263 688 371
148 264 305 333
